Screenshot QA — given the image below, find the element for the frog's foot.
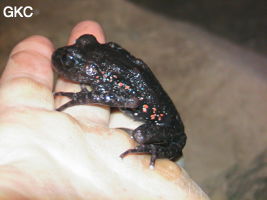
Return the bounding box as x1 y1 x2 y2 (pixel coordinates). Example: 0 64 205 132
119 128 133 136
120 144 159 168
120 142 183 168
54 87 92 111
120 124 186 168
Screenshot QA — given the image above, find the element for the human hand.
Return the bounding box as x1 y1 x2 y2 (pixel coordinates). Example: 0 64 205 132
0 21 209 200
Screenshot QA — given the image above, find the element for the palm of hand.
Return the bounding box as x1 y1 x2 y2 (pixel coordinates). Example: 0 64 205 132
0 21 208 199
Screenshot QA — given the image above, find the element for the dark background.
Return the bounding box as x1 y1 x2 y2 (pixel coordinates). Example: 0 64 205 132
0 0 266 199
130 0 267 55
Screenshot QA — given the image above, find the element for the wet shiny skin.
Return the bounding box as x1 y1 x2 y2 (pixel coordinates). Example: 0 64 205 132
52 34 187 167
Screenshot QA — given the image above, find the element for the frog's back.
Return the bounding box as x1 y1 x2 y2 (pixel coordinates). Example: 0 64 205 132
100 43 184 131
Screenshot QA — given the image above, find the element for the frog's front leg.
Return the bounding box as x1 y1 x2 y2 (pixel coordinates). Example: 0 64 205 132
120 123 186 167
54 84 140 111
54 85 91 111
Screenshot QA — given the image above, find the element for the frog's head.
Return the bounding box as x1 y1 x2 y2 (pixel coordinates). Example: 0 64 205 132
52 34 99 83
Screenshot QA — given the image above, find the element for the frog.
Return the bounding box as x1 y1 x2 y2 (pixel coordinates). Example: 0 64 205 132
52 34 187 168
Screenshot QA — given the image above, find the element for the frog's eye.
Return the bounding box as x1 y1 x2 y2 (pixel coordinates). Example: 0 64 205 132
61 54 76 67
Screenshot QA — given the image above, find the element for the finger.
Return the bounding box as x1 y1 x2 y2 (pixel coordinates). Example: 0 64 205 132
68 20 105 45
109 111 142 130
0 35 54 110
54 21 109 126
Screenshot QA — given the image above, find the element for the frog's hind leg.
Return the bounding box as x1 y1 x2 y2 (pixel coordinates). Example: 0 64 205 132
120 143 183 168
120 123 186 168
119 128 134 136
120 144 157 168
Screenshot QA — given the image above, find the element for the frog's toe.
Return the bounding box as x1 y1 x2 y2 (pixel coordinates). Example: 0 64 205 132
120 144 158 168
56 100 77 111
54 91 76 98
119 148 139 159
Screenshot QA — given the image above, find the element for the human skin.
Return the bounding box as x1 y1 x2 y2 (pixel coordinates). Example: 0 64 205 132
0 21 209 199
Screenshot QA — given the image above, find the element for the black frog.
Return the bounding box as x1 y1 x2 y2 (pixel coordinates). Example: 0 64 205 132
52 34 187 167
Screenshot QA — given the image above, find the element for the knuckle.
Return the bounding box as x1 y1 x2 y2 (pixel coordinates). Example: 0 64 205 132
10 49 48 65
11 35 53 56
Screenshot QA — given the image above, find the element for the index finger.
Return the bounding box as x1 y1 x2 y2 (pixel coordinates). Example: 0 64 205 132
68 21 105 44
0 35 54 110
